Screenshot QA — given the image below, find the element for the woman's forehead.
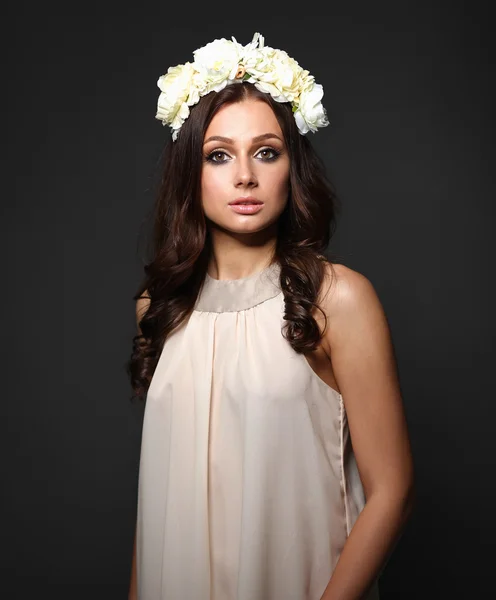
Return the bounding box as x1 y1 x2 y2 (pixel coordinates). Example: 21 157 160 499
204 99 283 141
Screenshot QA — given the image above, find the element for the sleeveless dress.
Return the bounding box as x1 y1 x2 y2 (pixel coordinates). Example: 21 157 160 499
136 261 380 600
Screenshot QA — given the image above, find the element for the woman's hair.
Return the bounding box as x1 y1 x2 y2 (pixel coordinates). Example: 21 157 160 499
126 82 341 402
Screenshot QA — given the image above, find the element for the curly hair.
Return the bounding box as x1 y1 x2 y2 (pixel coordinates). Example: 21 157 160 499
126 82 341 402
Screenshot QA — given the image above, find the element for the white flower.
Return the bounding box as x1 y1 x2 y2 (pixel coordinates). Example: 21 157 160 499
154 32 330 141
244 31 264 53
156 62 198 136
245 47 315 104
237 32 264 67
293 83 329 134
193 37 243 93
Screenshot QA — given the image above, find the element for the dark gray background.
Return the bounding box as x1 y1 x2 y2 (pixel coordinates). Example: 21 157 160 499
4 1 494 598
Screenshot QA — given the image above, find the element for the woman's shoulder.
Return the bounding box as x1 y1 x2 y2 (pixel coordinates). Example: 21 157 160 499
321 260 373 289
315 260 389 360
317 260 383 324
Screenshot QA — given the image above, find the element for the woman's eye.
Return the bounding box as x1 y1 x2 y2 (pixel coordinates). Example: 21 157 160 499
207 151 229 163
256 148 280 161
206 147 280 164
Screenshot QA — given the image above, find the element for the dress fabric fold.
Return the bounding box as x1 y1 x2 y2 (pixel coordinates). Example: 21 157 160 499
136 262 380 600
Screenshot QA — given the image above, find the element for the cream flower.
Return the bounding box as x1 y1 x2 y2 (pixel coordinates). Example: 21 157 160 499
244 46 316 107
237 32 264 70
155 32 329 140
294 83 329 134
156 62 198 138
193 37 243 93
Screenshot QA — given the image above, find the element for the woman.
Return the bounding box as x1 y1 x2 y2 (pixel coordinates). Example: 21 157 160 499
127 33 415 600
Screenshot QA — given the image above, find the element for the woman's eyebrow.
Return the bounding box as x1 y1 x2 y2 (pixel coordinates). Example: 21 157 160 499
203 133 283 145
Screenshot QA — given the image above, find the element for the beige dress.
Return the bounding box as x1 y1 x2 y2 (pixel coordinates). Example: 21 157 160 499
136 261 380 600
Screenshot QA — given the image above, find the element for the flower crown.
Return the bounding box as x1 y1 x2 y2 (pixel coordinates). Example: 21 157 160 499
155 32 329 141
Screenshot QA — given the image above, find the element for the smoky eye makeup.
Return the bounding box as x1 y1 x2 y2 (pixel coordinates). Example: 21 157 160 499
204 150 231 164
203 146 282 164
255 147 281 161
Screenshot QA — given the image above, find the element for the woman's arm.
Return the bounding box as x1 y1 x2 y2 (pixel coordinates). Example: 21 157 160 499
129 291 151 600
319 264 415 600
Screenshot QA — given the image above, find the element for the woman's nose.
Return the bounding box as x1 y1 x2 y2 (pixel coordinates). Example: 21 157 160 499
234 155 258 187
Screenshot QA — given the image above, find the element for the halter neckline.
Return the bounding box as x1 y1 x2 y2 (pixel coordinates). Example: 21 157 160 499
194 261 282 313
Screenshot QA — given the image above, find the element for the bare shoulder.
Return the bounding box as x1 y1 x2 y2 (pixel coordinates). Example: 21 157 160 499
317 261 388 346
319 262 381 312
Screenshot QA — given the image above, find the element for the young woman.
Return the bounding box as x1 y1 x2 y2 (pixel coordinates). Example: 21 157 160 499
127 33 415 600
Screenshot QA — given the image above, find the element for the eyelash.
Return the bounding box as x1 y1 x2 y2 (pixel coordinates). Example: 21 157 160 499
204 147 281 164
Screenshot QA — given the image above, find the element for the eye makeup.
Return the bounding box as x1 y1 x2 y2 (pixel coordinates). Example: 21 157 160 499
204 146 282 165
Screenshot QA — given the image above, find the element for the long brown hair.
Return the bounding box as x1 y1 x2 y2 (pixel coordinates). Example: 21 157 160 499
126 82 341 402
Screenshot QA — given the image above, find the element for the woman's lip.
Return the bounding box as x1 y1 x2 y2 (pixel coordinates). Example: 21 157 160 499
229 198 263 205
229 203 264 214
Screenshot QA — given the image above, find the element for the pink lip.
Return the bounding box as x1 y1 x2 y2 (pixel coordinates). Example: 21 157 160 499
229 197 263 205
229 203 264 215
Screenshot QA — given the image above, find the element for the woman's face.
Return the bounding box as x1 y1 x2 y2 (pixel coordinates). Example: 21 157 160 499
201 98 290 235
